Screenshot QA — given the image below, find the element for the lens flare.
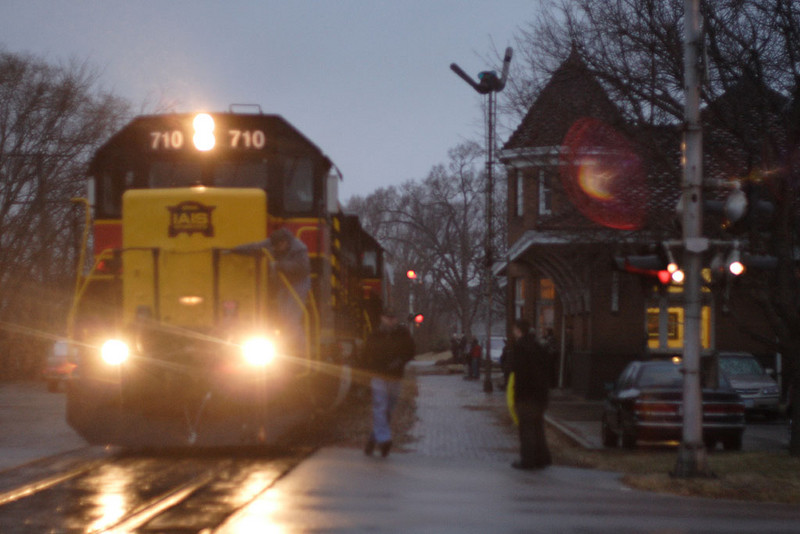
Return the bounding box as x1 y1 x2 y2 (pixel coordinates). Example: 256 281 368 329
560 117 648 230
242 337 277 366
101 339 129 365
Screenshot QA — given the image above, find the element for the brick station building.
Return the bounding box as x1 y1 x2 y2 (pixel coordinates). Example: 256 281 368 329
498 50 782 398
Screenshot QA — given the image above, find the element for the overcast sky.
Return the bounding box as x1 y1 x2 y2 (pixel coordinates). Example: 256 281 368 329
0 0 542 201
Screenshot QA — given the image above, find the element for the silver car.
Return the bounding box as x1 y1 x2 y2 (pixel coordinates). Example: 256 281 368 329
717 352 780 416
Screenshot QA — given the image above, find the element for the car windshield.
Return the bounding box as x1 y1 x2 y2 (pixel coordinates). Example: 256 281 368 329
637 364 683 388
719 356 764 376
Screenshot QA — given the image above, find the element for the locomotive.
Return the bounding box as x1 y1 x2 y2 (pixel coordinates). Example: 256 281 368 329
66 109 384 447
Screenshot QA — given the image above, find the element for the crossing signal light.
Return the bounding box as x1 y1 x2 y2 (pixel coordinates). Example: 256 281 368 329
615 255 677 285
727 247 745 276
728 260 745 276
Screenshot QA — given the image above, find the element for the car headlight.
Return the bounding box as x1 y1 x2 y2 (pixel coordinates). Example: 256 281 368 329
101 339 130 365
242 337 276 366
763 386 779 395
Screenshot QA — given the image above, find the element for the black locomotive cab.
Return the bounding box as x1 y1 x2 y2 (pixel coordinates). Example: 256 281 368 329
90 112 334 221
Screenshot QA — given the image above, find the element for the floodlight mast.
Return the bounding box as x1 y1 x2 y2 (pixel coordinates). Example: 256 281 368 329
450 47 512 394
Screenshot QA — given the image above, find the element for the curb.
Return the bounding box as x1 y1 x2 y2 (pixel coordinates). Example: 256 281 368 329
544 415 602 450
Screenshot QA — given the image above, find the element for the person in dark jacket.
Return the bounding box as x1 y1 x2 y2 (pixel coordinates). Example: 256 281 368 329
362 309 415 457
511 319 552 470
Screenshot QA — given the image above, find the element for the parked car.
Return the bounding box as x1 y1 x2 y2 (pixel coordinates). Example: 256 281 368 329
42 340 76 392
602 360 746 450
716 352 780 416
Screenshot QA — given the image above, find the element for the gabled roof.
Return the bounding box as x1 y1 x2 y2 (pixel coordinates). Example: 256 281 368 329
504 48 624 150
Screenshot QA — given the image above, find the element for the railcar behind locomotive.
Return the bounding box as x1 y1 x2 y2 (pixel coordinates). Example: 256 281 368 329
66 109 384 447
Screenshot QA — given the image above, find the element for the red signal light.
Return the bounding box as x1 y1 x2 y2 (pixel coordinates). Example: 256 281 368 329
413 313 424 324
657 270 671 284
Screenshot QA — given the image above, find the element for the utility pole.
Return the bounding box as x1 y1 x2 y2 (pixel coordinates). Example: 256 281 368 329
674 0 711 477
451 47 512 394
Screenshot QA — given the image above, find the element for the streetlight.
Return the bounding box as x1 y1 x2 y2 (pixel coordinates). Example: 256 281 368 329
451 47 512 393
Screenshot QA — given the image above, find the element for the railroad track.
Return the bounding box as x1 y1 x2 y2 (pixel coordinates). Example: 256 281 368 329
0 446 311 533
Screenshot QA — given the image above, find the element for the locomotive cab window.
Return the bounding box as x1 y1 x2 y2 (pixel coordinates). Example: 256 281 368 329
98 169 134 218
282 157 315 213
216 160 268 188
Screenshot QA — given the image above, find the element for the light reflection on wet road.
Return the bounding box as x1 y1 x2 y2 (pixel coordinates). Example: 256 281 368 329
0 450 307 533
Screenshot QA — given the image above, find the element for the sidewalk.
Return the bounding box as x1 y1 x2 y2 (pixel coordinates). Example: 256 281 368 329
218 363 636 533
221 363 800 533
408 361 605 454
546 389 604 450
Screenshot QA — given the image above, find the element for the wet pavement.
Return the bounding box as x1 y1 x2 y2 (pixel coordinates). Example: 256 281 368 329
218 365 800 533
0 382 88 471
1 369 798 532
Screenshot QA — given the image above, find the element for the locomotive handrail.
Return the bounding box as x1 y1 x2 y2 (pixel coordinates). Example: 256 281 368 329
67 248 118 340
70 198 92 305
238 246 319 371
363 310 373 338
306 287 321 361
276 271 315 374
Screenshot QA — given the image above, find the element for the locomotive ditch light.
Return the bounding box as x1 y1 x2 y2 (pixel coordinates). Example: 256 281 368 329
193 113 216 151
242 336 277 366
101 339 130 365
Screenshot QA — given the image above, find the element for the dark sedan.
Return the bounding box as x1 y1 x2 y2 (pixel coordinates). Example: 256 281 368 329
601 360 746 450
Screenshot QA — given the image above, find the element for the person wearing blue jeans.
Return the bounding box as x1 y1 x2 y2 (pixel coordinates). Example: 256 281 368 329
362 309 415 457
369 376 402 447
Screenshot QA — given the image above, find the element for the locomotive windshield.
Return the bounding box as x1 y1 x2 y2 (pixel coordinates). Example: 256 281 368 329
148 160 269 188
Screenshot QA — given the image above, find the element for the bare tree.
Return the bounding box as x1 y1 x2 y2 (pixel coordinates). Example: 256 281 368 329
0 50 129 377
346 142 505 347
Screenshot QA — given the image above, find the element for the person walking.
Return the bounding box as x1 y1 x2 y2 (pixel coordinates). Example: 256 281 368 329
510 319 553 470
362 309 415 457
464 337 481 380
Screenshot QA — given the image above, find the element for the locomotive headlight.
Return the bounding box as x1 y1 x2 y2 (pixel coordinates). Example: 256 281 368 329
192 113 215 151
101 339 130 365
242 336 276 366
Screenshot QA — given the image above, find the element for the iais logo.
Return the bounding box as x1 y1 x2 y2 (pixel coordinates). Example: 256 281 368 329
167 201 216 237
